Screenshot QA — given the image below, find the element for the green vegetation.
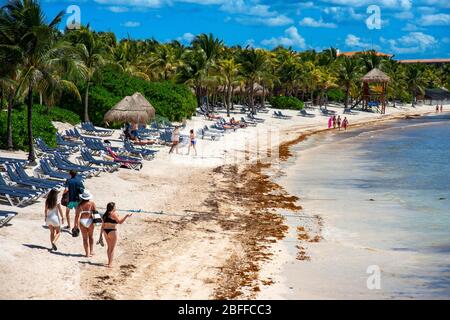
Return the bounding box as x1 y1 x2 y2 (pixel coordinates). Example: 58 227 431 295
269 96 304 110
1 1 449 156
59 65 197 124
0 107 57 151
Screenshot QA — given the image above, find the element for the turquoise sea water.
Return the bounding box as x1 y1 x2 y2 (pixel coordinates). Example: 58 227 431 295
277 113 450 299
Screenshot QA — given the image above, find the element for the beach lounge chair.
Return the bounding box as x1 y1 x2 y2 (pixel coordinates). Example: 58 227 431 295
52 154 101 177
197 128 221 141
35 138 72 156
5 165 62 193
273 111 292 119
0 157 27 166
36 159 73 181
0 174 44 200
123 140 157 160
81 122 114 137
299 109 315 117
0 211 18 227
240 117 257 127
79 148 120 172
56 133 82 149
247 113 265 123
105 148 143 171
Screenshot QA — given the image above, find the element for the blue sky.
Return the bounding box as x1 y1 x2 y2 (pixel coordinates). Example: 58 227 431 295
40 0 450 59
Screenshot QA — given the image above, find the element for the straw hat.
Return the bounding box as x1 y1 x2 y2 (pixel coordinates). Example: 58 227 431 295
79 190 93 201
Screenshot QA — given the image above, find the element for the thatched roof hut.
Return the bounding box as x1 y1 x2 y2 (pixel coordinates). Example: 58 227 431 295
361 68 390 83
104 92 156 125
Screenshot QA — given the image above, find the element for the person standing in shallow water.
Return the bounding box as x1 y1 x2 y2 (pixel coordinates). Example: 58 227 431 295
342 117 349 130
337 115 342 130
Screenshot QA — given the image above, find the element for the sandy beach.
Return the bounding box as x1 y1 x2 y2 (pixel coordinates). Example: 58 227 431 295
0 103 445 300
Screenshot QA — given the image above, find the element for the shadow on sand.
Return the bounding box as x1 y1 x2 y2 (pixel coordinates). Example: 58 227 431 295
22 244 85 258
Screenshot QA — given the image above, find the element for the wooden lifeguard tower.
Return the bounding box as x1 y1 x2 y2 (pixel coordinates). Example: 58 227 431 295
361 68 390 114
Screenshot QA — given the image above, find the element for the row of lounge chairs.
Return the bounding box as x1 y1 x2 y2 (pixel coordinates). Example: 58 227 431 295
80 122 114 137
0 162 64 206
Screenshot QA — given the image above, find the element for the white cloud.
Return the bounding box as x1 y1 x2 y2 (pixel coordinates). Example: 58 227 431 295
381 32 438 54
323 7 364 22
419 13 450 26
299 17 337 28
261 26 306 49
401 23 424 31
394 11 414 20
345 34 380 50
236 14 293 27
121 21 141 27
177 32 195 44
95 0 165 8
106 6 129 13
320 0 412 9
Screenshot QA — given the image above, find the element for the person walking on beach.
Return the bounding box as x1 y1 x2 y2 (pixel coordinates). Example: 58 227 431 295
328 116 333 129
436 105 439 112
44 189 65 251
75 190 97 257
98 202 132 268
169 127 180 154
332 115 337 129
337 115 342 131
440 104 443 112
64 170 84 230
342 117 349 130
187 129 198 156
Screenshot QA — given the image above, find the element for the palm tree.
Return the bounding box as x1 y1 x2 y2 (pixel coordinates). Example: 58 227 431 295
192 33 223 110
337 56 362 108
0 8 23 150
149 44 179 80
406 64 426 107
237 48 267 114
70 28 106 122
217 58 239 116
2 0 65 162
177 48 207 108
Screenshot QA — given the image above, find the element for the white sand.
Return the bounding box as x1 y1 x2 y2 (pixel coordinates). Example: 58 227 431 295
0 103 445 299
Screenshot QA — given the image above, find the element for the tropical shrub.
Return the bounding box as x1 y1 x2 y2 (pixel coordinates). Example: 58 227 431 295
269 96 304 110
59 65 197 125
327 88 346 102
0 108 57 151
33 105 81 125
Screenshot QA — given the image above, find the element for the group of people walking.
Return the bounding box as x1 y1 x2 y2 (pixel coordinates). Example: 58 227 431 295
44 170 131 267
435 104 444 113
169 127 198 156
328 115 348 131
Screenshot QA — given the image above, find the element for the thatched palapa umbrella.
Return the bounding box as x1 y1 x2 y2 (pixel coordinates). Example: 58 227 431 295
104 92 156 125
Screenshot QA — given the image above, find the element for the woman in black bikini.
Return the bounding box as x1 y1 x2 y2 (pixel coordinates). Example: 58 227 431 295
98 202 132 268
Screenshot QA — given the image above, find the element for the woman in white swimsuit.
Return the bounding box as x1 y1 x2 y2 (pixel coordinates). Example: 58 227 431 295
75 190 97 257
44 189 65 251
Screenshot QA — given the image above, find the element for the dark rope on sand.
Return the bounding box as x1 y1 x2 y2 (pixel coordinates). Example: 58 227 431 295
96 207 318 219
